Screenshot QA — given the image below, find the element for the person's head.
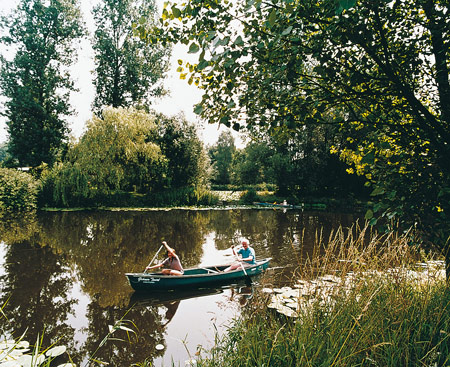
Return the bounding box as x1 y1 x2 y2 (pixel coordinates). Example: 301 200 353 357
241 239 249 248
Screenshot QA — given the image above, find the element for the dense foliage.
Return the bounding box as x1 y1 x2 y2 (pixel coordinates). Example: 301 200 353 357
208 130 236 185
39 107 212 207
0 0 85 167
0 168 38 211
141 0 450 268
156 112 210 188
91 0 170 115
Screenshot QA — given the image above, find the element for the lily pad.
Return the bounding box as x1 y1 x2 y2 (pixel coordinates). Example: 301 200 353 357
261 288 273 294
46 345 67 357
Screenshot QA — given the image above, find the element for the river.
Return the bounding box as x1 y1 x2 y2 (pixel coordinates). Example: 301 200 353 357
0 208 361 366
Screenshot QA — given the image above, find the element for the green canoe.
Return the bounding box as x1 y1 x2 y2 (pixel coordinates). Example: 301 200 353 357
126 258 271 291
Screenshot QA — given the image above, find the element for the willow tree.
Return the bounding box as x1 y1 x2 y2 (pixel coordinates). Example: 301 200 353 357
0 0 85 167
140 0 450 272
68 107 167 195
91 0 171 115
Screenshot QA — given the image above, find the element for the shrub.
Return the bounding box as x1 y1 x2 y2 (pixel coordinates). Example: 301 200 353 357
239 189 260 204
0 168 39 211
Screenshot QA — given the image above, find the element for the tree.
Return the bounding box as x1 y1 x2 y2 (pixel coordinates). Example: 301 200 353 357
232 141 275 186
208 131 236 185
0 0 85 167
67 107 166 195
142 0 450 273
91 0 171 115
155 113 210 188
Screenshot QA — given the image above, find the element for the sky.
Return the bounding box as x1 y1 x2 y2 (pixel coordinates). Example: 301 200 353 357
0 0 243 147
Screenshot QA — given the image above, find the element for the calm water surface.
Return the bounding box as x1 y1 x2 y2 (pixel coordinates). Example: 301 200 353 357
0 208 360 366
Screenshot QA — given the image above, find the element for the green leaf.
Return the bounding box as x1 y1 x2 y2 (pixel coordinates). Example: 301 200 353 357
339 0 356 10
361 151 375 164
188 42 200 54
197 60 209 70
281 26 293 36
171 6 181 18
268 9 277 27
194 104 204 114
370 187 385 196
234 35 244 46
364 209 373 220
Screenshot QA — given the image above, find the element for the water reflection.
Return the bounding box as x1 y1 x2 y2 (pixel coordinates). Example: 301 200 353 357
0 209 361 366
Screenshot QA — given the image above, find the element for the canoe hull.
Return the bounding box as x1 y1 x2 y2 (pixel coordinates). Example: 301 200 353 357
126 258 271 291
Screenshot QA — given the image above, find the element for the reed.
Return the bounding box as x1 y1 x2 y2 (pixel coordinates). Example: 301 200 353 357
195 223 450 367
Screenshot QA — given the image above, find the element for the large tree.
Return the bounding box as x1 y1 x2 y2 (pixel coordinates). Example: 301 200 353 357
141 0 450 272
155 113 210 188
67 107 167 195
208 130 236 185
91 0 171 115
0 0 85 167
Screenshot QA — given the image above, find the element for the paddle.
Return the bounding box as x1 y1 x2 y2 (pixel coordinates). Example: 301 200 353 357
143 244 164 273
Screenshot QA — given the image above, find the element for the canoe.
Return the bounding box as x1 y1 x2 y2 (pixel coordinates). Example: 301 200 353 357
125 258 271 291
253 202 304 209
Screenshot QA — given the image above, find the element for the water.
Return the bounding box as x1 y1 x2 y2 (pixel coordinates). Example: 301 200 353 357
0 208 361 366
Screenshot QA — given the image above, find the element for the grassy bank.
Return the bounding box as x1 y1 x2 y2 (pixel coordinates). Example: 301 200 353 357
194 226 449 367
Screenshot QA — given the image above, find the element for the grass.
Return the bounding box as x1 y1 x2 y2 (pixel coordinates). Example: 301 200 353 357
193 224 450 367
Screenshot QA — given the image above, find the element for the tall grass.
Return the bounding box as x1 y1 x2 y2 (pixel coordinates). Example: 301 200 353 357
196 224 450 367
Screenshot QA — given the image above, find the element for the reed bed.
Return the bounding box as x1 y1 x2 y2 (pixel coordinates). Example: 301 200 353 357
195 224 450 367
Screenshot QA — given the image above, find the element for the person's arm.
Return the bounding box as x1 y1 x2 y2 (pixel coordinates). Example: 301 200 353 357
162 241 176 256
146 262 163 271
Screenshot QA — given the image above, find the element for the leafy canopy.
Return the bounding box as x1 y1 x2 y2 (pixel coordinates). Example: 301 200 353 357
139 0 450 259
0 0 85 167
91 0 171 115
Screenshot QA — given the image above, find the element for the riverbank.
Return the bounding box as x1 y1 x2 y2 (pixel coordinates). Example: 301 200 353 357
191 226 449 367
37 190 368 214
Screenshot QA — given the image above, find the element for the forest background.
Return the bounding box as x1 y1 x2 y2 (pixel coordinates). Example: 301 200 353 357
0 0 448 273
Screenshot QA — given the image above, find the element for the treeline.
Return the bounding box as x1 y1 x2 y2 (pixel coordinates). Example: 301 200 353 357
0 106 369 210
208 129 368 202
0 107 214 209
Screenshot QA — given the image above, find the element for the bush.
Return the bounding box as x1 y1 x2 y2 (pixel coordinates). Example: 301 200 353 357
239 189 260 204
0 168 39 211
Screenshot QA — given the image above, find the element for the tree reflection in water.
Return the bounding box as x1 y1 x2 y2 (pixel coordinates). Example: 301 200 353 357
0 209 360 365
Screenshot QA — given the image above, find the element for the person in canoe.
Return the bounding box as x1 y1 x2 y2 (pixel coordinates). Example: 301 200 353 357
146 241 184 276
224 239 256 272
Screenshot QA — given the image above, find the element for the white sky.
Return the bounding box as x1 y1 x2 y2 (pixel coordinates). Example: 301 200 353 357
0 0 243 148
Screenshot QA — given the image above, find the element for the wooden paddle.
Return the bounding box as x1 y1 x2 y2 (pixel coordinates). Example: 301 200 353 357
144 244 164 273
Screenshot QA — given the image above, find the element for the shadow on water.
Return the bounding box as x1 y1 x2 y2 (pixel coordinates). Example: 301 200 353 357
0 208 361 366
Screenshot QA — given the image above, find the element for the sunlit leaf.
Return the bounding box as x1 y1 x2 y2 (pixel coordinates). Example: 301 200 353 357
370 187 385 196
365 209 373 220
268 9 277 27
171 6 181 18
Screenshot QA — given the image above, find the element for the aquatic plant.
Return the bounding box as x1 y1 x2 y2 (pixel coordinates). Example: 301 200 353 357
0 310 136 367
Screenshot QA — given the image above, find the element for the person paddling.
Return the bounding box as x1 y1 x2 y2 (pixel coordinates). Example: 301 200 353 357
146 241 184 276
224 239 256 272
